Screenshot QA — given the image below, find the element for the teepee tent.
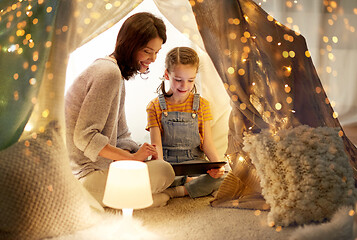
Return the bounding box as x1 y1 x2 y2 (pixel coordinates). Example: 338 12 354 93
1 0 356 238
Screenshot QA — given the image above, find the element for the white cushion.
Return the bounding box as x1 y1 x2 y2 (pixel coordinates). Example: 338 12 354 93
243 125 356 226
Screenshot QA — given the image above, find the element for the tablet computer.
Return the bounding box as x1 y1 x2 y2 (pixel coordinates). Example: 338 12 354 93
171 161 227 176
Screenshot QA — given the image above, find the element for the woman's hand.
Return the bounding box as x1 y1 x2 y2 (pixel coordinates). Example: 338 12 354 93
207 166 225 179
132 142 158 161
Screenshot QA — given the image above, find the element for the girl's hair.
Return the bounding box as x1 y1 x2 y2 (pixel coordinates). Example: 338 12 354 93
158 47 199 96
112 12 167 80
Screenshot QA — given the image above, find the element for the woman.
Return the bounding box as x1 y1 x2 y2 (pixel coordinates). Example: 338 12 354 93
65 12 175 208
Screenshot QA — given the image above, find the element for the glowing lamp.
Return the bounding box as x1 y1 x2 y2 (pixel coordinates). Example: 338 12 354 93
103 161 153 217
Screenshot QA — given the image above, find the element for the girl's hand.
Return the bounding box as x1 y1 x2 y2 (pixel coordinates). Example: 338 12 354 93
132 143 158 161
150 144 159 160
207 166 225 179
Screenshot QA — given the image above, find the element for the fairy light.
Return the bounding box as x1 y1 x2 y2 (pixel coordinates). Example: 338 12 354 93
349 210 355 216
240 103 247 110
254 210 261 216
282 51 289 58
267 15 274 21
268 221 275 227
285 66 292 72
328 53 335 61
305 51 311 58
29 78 36 85
284 84 291 93
13 91 19 101
229 32 237 40
227 67 235 74
7 44 16 52
332 36 338 43
275 103 282 110
42 109 50 118
105 3 113 10
24 123 33 132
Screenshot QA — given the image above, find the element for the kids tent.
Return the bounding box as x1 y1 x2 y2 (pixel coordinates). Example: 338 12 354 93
0 0 356 238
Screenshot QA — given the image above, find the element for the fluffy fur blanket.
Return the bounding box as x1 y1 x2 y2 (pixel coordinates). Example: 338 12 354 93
243 125 356 227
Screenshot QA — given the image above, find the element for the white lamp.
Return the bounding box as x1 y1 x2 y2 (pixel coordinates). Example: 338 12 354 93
103 161 153 217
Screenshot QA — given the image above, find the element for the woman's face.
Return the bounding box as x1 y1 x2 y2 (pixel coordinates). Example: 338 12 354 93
135 37 163 73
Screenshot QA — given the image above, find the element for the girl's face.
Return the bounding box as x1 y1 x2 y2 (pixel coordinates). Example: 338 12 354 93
136 37 163 73
165 64 197 102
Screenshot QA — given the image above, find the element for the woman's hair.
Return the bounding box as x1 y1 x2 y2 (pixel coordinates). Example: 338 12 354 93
158 47 199 96
112 12 167 80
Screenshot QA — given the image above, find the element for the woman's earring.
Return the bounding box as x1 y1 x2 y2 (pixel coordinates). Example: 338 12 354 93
140 68 150 80
140 72 149 80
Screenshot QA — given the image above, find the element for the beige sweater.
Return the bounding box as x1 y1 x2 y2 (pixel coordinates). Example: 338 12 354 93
65 56 139 179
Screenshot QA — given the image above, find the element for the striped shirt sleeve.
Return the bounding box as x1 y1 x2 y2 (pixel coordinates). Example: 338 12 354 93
146 98 161 131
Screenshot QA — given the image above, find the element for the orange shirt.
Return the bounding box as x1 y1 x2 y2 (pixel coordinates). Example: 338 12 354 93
146 93 213 145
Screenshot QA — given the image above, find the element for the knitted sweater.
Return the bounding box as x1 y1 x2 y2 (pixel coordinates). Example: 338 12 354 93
65 56 139 179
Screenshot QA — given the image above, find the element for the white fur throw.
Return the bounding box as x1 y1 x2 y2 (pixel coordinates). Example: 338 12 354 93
0 121 99 239
289 206 354 240
243 125 356 227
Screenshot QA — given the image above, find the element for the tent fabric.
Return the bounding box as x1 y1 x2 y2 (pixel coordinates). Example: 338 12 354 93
253 1 357 128
190 0 357 207
0 0 60 150
0 0 143 150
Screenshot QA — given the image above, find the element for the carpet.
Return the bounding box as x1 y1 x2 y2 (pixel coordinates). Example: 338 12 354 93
50 196 354 240
134 196 295 240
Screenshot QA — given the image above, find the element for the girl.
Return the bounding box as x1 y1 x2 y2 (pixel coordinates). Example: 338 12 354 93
65 12 175 208
146 47 226 199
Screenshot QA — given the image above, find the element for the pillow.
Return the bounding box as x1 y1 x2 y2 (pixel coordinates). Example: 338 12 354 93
243 125 356 227
0 121 100 239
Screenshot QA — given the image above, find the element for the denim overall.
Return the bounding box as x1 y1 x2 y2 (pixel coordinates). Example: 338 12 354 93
159 94 223 198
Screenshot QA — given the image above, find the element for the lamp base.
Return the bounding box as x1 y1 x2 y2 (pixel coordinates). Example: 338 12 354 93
122 208 133 218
